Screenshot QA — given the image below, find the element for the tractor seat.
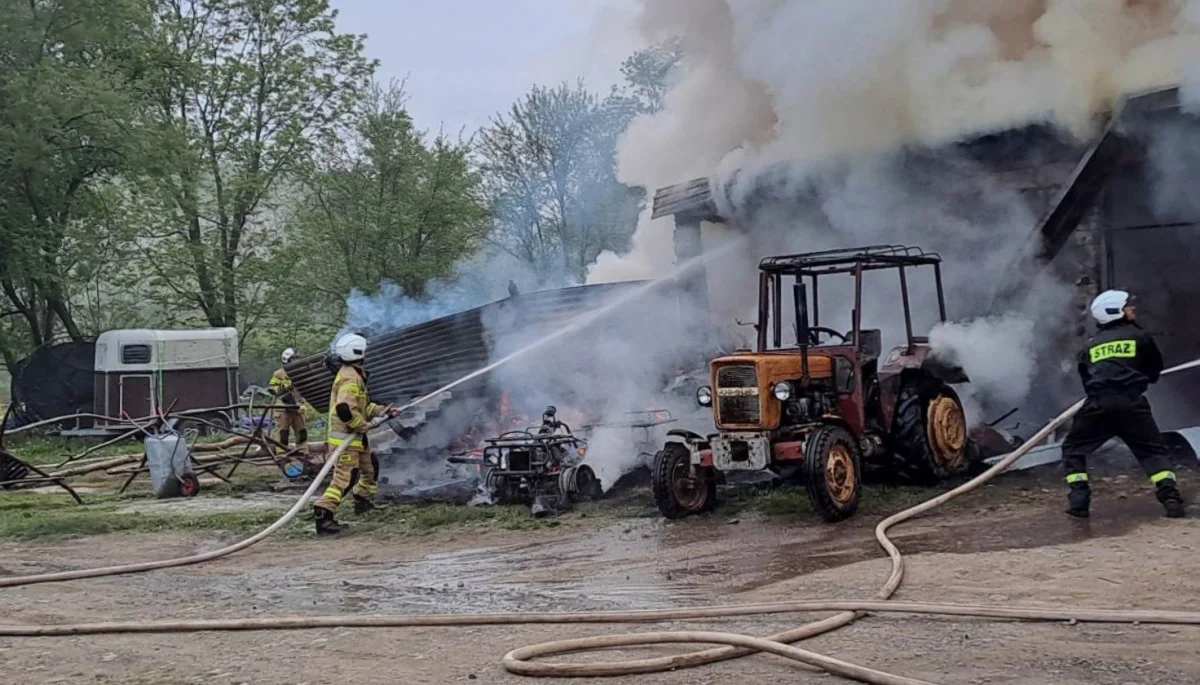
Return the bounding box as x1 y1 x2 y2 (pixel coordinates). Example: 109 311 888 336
859 329 882 361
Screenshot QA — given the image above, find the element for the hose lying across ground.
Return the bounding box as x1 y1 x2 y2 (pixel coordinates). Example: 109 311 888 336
0 441 346 589
3 360 1200 684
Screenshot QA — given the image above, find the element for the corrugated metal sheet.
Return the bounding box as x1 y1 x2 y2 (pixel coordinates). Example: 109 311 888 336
286 282 650 416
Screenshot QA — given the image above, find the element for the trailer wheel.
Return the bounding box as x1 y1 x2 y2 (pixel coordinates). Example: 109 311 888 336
179 473 201 498
804 424 861 522
651 443 716 520
891 379 968 484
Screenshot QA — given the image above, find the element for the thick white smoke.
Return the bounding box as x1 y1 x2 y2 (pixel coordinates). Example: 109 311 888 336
594 0 1200 282
584 0 1200 421
929 314 1038 426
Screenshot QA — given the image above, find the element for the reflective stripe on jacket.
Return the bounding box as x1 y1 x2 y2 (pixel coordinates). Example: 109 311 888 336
269 368 302 408
1077 320 1164 400
327 364 381 447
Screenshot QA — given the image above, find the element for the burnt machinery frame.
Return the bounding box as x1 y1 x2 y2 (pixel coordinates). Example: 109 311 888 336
756 244 947 357
450 410 601 517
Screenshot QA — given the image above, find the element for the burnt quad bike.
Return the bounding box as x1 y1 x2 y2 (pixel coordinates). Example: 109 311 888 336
449 406 601 517
652 245 976 523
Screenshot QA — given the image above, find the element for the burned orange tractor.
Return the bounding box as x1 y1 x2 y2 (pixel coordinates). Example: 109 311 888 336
652 245 973 522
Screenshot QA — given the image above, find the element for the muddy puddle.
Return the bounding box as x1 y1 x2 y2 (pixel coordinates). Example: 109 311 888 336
158 471 1172 617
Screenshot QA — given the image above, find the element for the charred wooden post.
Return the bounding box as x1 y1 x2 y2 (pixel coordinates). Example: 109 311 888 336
652 178 723 362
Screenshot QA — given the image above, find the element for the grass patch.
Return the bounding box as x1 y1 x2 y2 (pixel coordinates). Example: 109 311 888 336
4 435 135 466
0 492 288 540
717 483 951 520
309 502 563 539
4 431 233 467
0 486 567 541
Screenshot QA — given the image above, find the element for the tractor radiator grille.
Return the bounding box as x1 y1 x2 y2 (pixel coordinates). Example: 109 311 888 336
716 365 761 425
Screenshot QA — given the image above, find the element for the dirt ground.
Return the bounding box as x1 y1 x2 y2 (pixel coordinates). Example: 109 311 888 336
2 466 1200 685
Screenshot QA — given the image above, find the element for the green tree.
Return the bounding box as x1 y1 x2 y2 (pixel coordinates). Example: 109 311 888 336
475 42 681 284
477 81 641 283
130 0 375 335
0 0 150 372
284 82 490 317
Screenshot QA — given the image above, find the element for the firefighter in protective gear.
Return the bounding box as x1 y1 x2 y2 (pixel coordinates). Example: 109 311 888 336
313 333 394 535
1062 290 1184 519
270 348 307 453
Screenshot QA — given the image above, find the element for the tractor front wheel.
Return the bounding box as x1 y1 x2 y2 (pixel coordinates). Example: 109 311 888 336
803 424 862 522
651 443 716 520
891 380 969 484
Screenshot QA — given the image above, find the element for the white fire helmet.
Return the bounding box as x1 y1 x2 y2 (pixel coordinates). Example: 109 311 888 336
281 348 298 364
334 333 367 362
1090 290 1133 325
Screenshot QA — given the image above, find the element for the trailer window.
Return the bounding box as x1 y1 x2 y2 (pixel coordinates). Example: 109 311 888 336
121 344 152 364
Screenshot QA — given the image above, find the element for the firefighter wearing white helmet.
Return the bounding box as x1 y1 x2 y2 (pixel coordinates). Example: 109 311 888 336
1061 290 1184 519
269 348 307 453
314 333 394 534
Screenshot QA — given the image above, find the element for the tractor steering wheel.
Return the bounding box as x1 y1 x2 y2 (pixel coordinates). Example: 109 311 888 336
807 327 847 346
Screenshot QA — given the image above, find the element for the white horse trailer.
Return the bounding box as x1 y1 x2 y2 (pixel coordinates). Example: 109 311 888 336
92 328 240 429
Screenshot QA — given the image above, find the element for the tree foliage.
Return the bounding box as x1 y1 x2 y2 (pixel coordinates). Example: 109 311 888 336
129 0 375 332
475 42 681 284
288 82 490 304
0 0 149 371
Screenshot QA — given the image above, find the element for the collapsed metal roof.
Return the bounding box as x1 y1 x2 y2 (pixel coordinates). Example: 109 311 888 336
286 281 650 418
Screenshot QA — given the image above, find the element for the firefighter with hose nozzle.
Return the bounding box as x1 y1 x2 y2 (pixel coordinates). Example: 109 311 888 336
314 333 398 535
270 348 309 453
1062 290 1185 519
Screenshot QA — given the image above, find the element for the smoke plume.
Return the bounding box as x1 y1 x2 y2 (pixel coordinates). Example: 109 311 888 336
584 0 1200 420
592 0 1200 282
339 248 580 340
930 314 1038 426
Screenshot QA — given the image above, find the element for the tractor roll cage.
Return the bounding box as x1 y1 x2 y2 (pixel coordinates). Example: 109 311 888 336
755 245 948 355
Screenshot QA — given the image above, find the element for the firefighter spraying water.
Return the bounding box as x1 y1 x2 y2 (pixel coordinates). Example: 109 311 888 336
313 334 402 535
1062 290 1185 519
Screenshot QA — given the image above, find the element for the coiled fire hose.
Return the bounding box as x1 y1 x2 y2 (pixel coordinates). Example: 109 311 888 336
2 361 1200 685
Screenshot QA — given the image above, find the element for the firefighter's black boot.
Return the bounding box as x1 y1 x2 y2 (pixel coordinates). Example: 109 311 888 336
1156 481 1186 519
1066 483 1091 519
314 506 345 535
353 496 375 516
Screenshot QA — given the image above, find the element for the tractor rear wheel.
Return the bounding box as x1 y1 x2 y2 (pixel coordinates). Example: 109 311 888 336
803 425 861 522
651 443 716 519
890 379 969 484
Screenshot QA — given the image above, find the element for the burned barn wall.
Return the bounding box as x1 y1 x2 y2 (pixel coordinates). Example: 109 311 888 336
1102 103 1200 429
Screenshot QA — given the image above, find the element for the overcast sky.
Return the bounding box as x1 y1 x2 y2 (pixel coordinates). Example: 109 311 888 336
331 0 643 138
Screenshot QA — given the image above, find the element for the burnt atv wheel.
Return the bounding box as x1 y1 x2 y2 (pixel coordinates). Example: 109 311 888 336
890 380 969 484
803 424 861 522
652 443 716 519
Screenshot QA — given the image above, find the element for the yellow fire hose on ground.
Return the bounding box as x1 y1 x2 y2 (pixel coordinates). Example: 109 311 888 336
2 361 1200 684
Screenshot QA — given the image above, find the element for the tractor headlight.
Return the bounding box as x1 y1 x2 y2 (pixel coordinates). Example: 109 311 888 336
696 386 713 407
773 381 794 402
